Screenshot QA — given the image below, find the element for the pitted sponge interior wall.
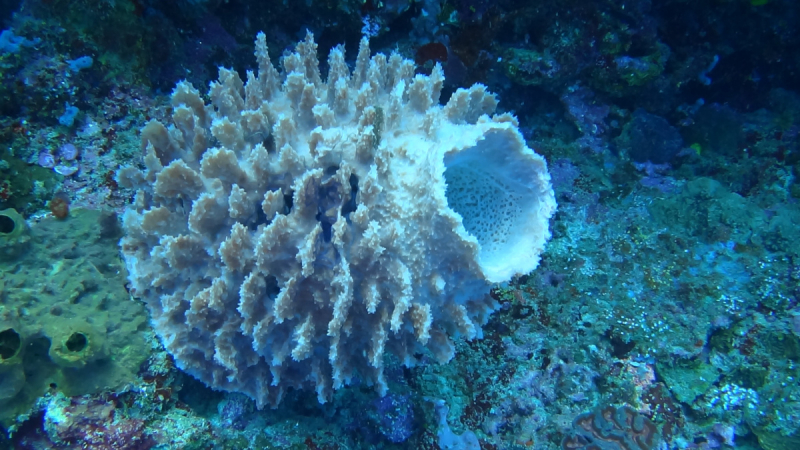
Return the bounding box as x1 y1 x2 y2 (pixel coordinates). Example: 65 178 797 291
444 164 521 253
443 132 531 272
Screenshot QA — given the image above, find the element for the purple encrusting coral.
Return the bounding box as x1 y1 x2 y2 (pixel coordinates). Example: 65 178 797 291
40 394 154 449
37 149 55 168
57 142 78 160
560 86 611 154
372 393 415 443
562 406 658 450
53 163 78 176
217 393 253 430
37 143 80 176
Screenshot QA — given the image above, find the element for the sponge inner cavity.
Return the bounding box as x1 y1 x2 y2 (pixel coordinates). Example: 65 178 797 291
444 153 523 262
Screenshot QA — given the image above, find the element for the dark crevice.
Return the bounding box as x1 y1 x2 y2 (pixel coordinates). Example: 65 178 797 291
342 173 359 217
65 332 88 353
248 202 267 231
0 215 15 234
0 328 21 360
265 275 280 300
283 190 294 215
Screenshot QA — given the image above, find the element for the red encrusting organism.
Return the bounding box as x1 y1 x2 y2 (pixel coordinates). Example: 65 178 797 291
415 42 448 66
49 192 70 219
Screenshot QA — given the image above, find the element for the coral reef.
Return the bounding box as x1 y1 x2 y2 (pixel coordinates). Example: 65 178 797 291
432 397 481 450
42 392 154 450
2 0 800 449
561 405 659 450
616 109 684 164
372 393 415 443
117 32 555 408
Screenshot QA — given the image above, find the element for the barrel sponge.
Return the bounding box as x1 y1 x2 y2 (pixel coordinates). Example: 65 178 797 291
0 326 25 401
47 324 105 368
0 208 30 261
442 127 553 283
118 31 556 408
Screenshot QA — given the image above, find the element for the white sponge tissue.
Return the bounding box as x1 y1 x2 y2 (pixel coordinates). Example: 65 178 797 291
117 31 556 408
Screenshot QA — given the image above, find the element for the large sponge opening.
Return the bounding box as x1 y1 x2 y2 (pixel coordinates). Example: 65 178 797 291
444 165 521 255
444 129 550 282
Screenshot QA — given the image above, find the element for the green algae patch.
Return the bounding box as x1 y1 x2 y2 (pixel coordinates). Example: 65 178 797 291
0 208 151 428
657 359 721 404
754 428 800 450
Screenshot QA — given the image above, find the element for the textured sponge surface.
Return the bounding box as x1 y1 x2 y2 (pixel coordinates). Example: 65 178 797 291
443 128 551 282
444 165 521 253
117 32 555 408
